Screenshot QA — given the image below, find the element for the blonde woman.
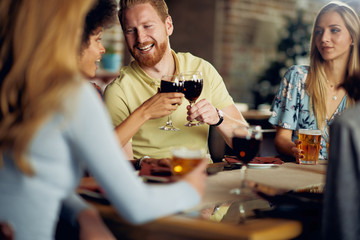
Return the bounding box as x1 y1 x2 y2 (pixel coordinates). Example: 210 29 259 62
0 0 207 239
269 1 360 161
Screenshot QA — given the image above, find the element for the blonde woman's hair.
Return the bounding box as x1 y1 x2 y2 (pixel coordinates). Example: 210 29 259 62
118 0 169 29
307 1 360 130
0 0 95 175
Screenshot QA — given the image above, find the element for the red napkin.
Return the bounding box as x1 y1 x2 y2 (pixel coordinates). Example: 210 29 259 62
224 156 284 165
138 159 174 182
139 162 172 176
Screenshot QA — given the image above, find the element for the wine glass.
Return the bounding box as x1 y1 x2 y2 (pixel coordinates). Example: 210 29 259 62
181 71 204 127
229 125 263 195
159 74 183 131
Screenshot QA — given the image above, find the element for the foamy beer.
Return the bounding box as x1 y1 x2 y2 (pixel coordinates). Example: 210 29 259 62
171 147 205 176
298 129 322 164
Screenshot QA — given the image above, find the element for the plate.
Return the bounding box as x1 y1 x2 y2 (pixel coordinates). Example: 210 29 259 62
141 175 171 183
247 163 278 169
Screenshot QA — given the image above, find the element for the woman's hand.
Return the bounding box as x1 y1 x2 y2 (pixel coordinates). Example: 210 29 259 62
182 158 208 197
292 139 304 164
141 92 184 120
274 127 299 162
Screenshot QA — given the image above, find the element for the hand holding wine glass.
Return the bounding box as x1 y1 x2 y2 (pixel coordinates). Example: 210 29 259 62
181 71 204 127
159 74 184 131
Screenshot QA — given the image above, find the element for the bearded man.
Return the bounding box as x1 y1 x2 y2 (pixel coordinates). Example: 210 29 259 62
104 0 248 160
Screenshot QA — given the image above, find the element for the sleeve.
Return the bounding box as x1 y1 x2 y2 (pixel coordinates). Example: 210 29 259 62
322 113 360 239
103 77 130 127
203 61 234 109
59 193 90 227
67 84 200 224
268 66 303 130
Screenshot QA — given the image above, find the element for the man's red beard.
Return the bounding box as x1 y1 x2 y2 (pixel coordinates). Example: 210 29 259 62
130 40 168 67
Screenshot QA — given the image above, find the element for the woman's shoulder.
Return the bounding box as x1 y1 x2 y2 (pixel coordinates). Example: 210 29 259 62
283 65 309 84
286 65 310 75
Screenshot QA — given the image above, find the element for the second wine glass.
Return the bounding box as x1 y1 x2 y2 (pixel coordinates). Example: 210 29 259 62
181 71 204 127
159 74 183 131
230 125 263 195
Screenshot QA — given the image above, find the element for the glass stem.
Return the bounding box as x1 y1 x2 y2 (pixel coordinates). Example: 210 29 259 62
189 101 194 123
239 165 247 190
238 165 248 223
238 203 246 224
167 115 173 126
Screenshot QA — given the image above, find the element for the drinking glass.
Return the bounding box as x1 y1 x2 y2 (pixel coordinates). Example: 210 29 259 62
229 125 263 195
159 74 183 131
297 129 321 164
181 71 204 127
170 147 205 176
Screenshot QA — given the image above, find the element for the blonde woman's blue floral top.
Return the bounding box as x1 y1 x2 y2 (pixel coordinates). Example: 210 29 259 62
268 65 348 159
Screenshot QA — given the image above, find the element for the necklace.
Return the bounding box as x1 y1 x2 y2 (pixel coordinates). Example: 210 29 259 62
326 80 340 101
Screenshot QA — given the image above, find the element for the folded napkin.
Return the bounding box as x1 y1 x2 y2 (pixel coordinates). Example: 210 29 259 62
138 158 173 182
224 156 284 165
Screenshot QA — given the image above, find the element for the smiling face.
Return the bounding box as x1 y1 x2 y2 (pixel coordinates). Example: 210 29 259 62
79 27 105 78
314 11 353 62
122 3 173 68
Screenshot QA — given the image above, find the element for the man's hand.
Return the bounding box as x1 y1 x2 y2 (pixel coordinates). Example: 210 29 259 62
186 99 219 125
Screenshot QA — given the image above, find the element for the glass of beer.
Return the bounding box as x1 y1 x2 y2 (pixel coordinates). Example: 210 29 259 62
298 129 322 165
170 147 205 176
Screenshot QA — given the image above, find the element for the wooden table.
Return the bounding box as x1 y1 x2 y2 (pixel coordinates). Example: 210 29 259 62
82 161 326 240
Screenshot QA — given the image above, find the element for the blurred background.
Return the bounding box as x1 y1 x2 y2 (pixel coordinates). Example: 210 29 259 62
99 0 360 110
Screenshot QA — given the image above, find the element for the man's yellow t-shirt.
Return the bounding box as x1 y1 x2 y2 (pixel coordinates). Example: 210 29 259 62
104 51 234 159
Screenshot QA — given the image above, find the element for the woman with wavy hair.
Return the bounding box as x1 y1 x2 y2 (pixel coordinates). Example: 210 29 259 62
0 0 207 239
269 1 360 161
79 0 117 82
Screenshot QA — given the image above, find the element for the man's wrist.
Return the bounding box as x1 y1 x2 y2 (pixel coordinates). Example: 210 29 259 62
210 108 224 126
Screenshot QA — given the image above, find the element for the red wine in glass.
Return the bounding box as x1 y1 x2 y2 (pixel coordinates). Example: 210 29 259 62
181 71 204 127
232 136 262 165
230 125 263 196
183 79 203 102
159 75 183 131
160 80 184 93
